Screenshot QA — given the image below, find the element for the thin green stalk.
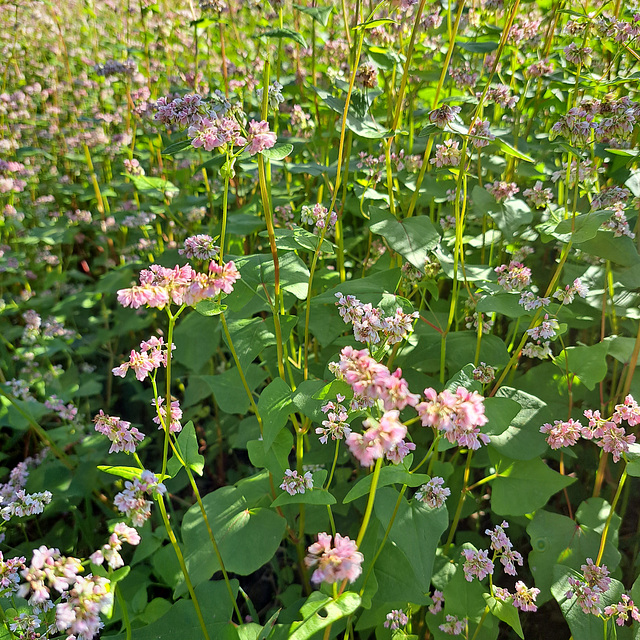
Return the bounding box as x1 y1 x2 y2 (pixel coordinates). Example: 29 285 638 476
325 439 341 490
303 19 368 379
220 313 264 434
359 485 407 595
443 450 474 553
157 497 211 640
595 465 627 566
355 457 383 548
116 584 132 640
257 57 286 381
406 0 466 218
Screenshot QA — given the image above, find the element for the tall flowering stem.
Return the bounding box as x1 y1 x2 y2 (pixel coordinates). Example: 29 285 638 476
258 56 285 381
303 13 368 379
595 464 627 566
443 449 474 554
355 457 383 548
405 0 466 218
157 497 211 640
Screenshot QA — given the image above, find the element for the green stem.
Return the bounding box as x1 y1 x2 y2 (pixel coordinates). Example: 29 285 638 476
595 465 627 566
303 18 368 379
443 450 473 553
356 457 383 547
157 496 211 640
220 314 264 434
116 583 132 640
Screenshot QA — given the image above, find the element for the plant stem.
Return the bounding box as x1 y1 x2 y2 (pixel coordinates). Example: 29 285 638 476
443 450 473 553
595 464 627 566
157 497 211 640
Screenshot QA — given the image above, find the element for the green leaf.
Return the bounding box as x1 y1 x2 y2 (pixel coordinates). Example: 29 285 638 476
195 300 227 316
185 365 268 414
374 487 449 595
527 498 621 604
551 211 611 243
173 311 220 372
579 230 640 266
289 592 361 640
260 27 307 48
483 595 523 639
129 174 179 197
486 389 551 460
247 429 293 478
476 292 529 318
369 208 440 270
105 580 239 640
97 466 148 481
168 421 205 476
258 378 293 450
293 3 333 26
162 139 192 156
181 486 286 593
354 18 396 30
553 341 609 390
491 455 575 516
343 466 430 503
260 143 293 161
457 40 499 53
493 138 534 163
271 488 336 507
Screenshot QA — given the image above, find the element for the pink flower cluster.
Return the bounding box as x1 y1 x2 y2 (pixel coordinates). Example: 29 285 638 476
179 234 220 260
93 410 145 454
566 559 611 615
553 278 589 304
317 394 352 444
112 336 170 382
415 476 451 508
346 410 415 466
439 614 467 635
117 261 240 310
523 180 553 209
486 520 523 576
301 203 337 234
152 397 183 433
461 548 494 582
246 119 277 155
188 116 246 151
113 470 166 528
429 589 444 614
0 552 25 595
154 93 209 128
304 532 364 584
89 523 141 570
604 593 640 626
331 346 419 411
55 573 112 640
416 387 490 450
383 609 408 630
495 260 531 292
17 546 83 605
541 397 639 462
495 582 541 612
280 469 313 496
486 180 519 203
335 293 419 346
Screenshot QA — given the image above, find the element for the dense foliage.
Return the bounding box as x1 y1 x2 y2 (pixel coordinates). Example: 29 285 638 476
1 0 640 638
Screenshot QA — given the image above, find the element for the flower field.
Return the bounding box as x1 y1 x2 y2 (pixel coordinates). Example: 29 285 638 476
2 0 640 638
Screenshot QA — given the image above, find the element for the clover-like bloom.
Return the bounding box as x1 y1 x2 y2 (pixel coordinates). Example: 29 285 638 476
461 548 494 582
415 477 450 508
304 533 363 584
245 119 277 155
280 470 313 496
